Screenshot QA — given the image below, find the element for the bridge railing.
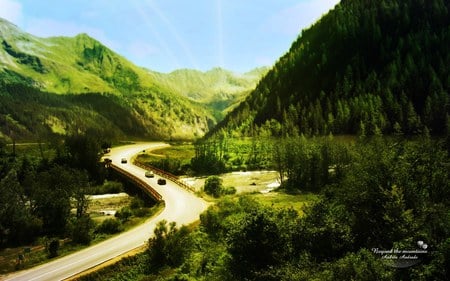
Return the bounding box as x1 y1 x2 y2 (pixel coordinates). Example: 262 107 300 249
110 164 163 202
133 160 195 193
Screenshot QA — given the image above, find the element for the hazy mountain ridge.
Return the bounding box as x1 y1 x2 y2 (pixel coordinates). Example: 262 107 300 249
0 18 266 141
148 66 269 119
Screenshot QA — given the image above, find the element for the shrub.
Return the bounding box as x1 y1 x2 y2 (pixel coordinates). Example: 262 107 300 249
96 218 122 234
47 239 59 258
70 216 94 245
203 176 236 197
91 181 123 194
203 176 223 198
115 206 133 222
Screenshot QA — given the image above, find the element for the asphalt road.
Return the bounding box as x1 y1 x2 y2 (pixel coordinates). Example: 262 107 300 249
3 142 209 281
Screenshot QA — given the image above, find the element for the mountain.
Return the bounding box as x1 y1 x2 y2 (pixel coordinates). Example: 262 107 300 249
148 67 268 120
210 0 450 137
0 18 265 141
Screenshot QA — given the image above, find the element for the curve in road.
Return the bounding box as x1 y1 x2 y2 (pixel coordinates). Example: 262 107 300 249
3 142 210 281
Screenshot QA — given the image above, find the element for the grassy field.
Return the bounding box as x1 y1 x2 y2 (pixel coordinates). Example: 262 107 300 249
137 143 195 162
250 192 319 216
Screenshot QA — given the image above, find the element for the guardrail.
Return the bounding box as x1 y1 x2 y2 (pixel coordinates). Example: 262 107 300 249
110 164 163 202
133 160 195 193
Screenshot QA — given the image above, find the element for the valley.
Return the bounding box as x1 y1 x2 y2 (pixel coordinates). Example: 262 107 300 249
0 0 449 280
0 17 267 141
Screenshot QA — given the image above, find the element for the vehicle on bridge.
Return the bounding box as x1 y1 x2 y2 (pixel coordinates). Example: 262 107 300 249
121 158 127 164
157 178 166 185
145 171 155 178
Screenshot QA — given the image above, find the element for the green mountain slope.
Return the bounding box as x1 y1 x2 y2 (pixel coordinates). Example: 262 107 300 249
148 67 268 119
0 18 264 141
0 82 150 141
211 0 450 137
0 18 159 94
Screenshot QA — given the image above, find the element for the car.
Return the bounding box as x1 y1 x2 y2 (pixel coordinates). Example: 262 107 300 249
145 171 155 178
157 178 166 185
121 158 127 164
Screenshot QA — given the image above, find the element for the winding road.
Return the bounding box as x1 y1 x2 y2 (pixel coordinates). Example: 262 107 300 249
3 142 209 281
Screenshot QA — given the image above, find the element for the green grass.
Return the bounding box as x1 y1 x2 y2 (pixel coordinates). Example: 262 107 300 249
249 192 319 216
138 144 195 161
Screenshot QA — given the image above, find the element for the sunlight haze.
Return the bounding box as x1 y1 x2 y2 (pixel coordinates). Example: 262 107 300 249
0 0 340 72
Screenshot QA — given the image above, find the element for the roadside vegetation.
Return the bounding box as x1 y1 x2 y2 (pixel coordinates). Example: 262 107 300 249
136 144 195 176
0 136 161 274
136 138 275 176
78 132 450 280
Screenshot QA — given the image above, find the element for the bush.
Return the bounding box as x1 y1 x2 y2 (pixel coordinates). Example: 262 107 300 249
96 218 122 234
133 208 150 217
91 181 124 194
203 176 223 197
130 197 144 209
115 206 133 222
47 239 60 258
147 220 192 271
222 186 237 195
203 176 236 197
70 216 94 245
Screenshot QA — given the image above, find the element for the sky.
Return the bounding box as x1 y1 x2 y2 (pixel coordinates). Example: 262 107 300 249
0 0 340 73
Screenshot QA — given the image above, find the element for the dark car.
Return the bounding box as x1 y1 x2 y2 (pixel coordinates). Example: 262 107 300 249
121 158 127 164
157 178 166 185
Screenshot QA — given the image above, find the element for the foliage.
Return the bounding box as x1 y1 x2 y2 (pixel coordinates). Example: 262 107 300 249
203 176 223 198
203 176 236 198
77 133 450 281
146 220 192 271
90 181 124 195
115 206 133 222
211 0 450 138
75 254 147 281
0 169 42 246
32 165 85 234
136 145 195 176
190 136 273 175
96 218 122 235
0 136 108 248
46 239 60 258
273 135 350 192
190 140 227 175
69 215 94 245
1 19 261 140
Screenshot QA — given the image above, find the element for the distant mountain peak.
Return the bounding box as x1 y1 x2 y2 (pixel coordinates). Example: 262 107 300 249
74 32 98 43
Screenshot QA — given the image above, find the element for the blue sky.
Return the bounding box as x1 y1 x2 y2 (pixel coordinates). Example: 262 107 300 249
0 0 340 73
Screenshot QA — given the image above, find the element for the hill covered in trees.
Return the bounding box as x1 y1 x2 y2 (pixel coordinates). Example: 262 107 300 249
211 0 450 137
0 18 265 141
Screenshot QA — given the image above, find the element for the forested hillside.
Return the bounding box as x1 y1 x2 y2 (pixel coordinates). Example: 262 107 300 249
211 0 450 137
0 18 265 141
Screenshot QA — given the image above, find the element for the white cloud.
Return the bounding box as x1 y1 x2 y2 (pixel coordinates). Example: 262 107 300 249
0 0 22 24
264 0 340 36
